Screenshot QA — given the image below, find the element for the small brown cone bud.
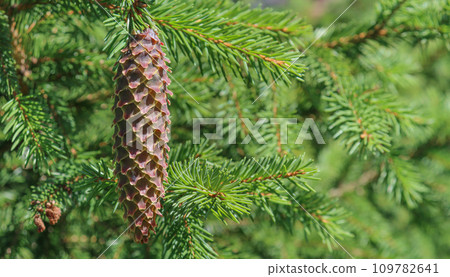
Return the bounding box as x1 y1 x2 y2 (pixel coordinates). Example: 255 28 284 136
45 204 62 225
34 214 45 233
113 28 171 243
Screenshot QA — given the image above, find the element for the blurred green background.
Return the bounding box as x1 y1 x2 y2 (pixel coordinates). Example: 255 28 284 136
1 0 448 258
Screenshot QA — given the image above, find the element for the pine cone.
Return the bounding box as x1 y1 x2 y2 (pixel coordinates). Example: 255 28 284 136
45 203 61 225
34 214 45 233
113 28 171 243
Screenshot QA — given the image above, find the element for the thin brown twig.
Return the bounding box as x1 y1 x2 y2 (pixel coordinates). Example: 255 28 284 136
238 169 305 184
225 74 249 136
183 213 195 258
270 80 284 155
225 21 295 34
329 170 379 197
12 91 42 150
318 0 410 49
10 17 31 94
1 2 50 13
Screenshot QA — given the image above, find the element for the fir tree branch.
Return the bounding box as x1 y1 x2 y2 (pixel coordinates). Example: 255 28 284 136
1 80 67 169
213 1 309 37
375 0 409 31
270 81 284 155
0 10 17 98
316 0 446 49
378 155 429 208
0 1 50 14
304 49 423 155
11 91 42 152
154 18 302 80
225 73 249 136
330 170 379 197
318 24 445 48
9 17 31 95
239 169 306 184
136 0 305 84
318 26 389 48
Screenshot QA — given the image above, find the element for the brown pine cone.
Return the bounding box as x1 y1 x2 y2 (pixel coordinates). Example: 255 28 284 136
46 204 61 225
34 214 46 233
113 28 172 243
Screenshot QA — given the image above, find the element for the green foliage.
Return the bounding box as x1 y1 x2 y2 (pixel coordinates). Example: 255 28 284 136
103 0 308 84
0 0 448 259
0 10 17 98
378 155 428 208
2 93 67 169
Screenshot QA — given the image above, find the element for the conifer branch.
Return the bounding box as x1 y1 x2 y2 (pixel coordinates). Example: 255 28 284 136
270 81 284 155
319 24 445 48
225 73 249 136
239 169 306 184
376 0 408 30
316 0 446 49
0 10 17 98
154 18 301 79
